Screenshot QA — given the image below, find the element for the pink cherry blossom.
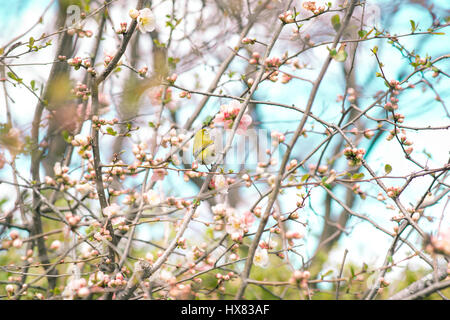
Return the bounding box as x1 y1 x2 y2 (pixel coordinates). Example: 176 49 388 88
213 100 252 135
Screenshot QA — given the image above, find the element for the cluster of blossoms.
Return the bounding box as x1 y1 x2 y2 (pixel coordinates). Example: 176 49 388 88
67 15 93 38
211 204 254 241
111 217 130 233
213 100 252 135
271 130 286 146
253 243 270 268
129 8 156 33
1 230 24 250
399 133 414 154
103 203 121 218
286 230 304 247
302 1 326 15
93 225 113 242
343 147 365 167
278 10 296 24
66 57 95 74
348 127 375 140
225 209 255 241
44 162 76 190
92 116 119 129
384 80 402 111
148 86 177 110
425 228 450 256
363 129 375 139
183 168 205 182
71 82 90 100
265 56 282 68
67 56 83 69
176 237 187 249
377 192 386 201
286 159 299 172
251 155 278 178
289 270 311 288
116 22 128 34
151 168 169 182
166 73 178 84
71 134 90 148
62 278 90 299
386 128 399 141
281 73 292 84
142 189 161 206
168 283 194 299
347 87 357 103
264 70 280 82
118 147 169 182
393 113 405 123
74 164 95 190
165 196 191 209
132 142 152 162
19 248 34 264
248 51 260 65
241 37 256 45
138 66 148 77
386 186 401 198
86 271 129 294
215 271 237 284
178 90 192 99
65 213 81 227
386 129 413 154
103 52 117 67
414 55 430 68
309 163 329 174
208 174 231 192
183 245 206 267
288 58 305 70
351 183 365 198
239 173 252 188
391 207 421 223
161 129 186 148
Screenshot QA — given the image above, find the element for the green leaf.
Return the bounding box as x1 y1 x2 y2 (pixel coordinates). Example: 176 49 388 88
410 20 417 33
358 30 367 38
203 116 213 126
331 14 341 32
372 46 378 54
384 164 392 174
352 172 365 180
301 174 310 182
30 80 36 91
148 121 155 128
321 269 334 278
7 71 22 83
168 56 180 68
61 130 70 143
153 39 166 48
29 37 35 48
106 127 117 136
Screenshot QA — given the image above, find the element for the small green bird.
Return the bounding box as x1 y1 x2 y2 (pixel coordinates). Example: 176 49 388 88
193 128 216 165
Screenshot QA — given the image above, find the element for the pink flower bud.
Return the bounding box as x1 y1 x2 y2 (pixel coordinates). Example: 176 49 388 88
10 230 19 240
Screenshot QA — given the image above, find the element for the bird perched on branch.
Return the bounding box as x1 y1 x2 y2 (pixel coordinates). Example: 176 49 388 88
193 128 216 165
